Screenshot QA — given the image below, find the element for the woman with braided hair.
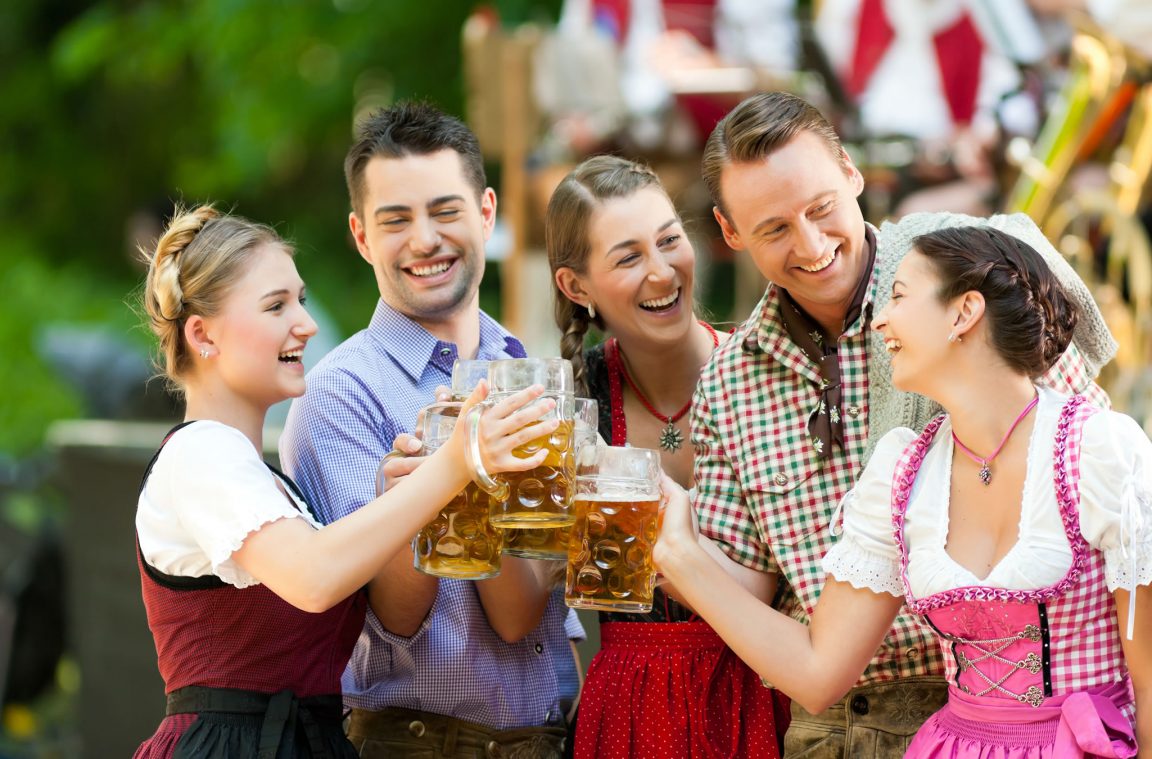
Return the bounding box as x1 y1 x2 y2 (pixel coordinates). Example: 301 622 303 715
133 205 556 758
547 155 788 758
658 224 1152 757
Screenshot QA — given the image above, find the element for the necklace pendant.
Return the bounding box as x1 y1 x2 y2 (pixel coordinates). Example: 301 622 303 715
659 421 683 452
978 462 992 486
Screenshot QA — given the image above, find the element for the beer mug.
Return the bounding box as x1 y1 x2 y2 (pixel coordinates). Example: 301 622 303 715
450 359 490 401
409 403 504 579
503 397 599 560
564 446 661 613
467 358 577 529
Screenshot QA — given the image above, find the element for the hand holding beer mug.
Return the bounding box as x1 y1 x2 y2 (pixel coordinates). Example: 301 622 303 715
466 358 578 529
564 446 661 613
503 397 599 560
404 383 557 579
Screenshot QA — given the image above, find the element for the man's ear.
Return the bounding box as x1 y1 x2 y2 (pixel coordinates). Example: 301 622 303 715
349 211 372 265
714 206 743 252
479 187 497 241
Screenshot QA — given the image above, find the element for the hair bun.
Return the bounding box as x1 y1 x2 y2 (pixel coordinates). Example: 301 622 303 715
147 205 219 321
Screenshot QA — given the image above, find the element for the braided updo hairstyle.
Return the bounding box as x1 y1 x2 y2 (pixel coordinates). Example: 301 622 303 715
912 226 1079 377
545 156 668 394
142 204 289 391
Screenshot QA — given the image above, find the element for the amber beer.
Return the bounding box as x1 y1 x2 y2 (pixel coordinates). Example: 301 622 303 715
565 495 660 612
564 446 661 613
499 396 598 558
411 403 504 579
488 417 577 528
503 525 572 560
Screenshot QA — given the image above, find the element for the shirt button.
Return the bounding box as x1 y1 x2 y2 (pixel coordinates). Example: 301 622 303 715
907 647 920 659
534 642 544 654
439 347 452 357
845 405 861 418
773 473 789 487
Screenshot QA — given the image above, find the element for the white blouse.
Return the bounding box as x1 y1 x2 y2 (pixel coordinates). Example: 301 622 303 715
136 421 321 588
824 387 1152 599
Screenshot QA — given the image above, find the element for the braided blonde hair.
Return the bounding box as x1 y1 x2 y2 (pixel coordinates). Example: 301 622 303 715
545 156 667 395
142 204 289 391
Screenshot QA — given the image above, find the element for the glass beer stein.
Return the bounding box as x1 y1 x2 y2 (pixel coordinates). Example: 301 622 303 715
564 446 661 613
450 359 490 401
467 358 577 529
408 402 504 579
502 397 599 560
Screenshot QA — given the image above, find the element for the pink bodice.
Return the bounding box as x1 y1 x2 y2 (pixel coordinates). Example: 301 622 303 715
892 396 1132 713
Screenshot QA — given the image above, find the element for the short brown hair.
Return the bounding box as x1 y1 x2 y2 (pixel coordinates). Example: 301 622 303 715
344 101 486 218
702 92 847 219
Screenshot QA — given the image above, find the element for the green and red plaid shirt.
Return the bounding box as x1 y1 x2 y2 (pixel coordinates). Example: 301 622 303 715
693 247 1108 687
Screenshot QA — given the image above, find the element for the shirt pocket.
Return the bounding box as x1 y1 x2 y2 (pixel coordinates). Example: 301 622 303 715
739 427 829 550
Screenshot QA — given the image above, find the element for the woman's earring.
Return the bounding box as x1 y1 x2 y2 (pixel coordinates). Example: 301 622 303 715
200 348 209 359
587 303 596 320
947 332 963 344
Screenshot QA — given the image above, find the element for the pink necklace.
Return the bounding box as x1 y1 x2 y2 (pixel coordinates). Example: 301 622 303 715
951 395 1039 486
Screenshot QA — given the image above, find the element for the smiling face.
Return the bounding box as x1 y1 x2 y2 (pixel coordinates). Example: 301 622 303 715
201 243 317 410
560 187 696 346
872 248 959 395
349 148 493 329
715 130 868 334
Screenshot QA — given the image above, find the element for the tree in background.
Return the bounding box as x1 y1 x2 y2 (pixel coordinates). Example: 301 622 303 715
0 0 559 455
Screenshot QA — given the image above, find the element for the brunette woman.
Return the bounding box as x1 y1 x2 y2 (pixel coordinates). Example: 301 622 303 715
548 156 788 758
658 225 1152 758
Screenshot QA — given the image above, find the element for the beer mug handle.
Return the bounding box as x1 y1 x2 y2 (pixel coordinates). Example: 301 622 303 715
374 449 409 498
465 405 510 501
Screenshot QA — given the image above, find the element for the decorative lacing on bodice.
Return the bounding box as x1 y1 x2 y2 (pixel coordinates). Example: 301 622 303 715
890 396 1111 708
891 395 1094 614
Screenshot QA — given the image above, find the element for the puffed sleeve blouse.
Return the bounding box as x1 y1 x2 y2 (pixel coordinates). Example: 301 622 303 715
136 421 322 588
823 387 1152 599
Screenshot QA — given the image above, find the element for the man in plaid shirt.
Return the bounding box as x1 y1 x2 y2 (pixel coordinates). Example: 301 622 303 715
689 92 1112 756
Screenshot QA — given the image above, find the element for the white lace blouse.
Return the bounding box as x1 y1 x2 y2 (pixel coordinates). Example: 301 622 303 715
824 387 1152 600
136 421 321 588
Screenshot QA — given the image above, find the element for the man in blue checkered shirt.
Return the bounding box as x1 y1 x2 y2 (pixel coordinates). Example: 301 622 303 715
280 102 582 758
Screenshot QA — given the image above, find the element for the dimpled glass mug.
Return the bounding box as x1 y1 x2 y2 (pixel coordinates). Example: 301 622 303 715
564 446 661 613
502 397 599 560
406 402 504 579
466 358 577 529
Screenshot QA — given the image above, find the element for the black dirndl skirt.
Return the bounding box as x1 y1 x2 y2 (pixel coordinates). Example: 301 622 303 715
134 686 357 759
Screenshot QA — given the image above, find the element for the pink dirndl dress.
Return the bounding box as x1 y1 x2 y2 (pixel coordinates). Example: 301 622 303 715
892 396 1137 758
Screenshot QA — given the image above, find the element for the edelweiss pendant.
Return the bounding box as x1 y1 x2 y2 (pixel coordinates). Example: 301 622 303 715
978 462 992 486
659 422 684 452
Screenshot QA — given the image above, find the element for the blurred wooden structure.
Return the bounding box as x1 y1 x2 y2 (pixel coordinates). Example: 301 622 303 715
462 14 561 356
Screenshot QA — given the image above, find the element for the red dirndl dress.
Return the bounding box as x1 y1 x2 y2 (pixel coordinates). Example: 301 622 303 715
573 613 788 758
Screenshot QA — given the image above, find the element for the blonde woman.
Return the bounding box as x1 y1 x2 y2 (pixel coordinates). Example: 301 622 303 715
133 206 551 758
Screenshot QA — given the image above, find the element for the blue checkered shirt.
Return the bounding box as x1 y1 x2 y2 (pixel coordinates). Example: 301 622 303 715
279 299 583 729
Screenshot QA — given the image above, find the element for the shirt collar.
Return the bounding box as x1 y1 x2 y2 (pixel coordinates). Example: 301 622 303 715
743 223 880 355
368 300 525 383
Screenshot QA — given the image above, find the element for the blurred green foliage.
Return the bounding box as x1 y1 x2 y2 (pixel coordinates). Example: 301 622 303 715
0 0 561 456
